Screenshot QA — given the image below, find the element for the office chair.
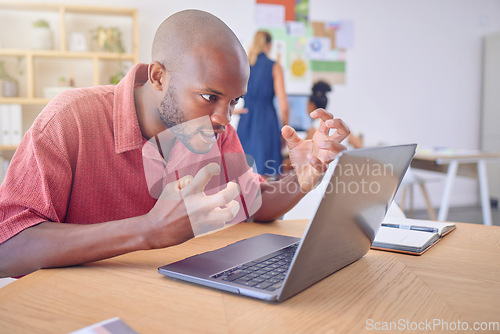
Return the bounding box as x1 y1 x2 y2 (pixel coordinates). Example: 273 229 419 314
398 168 437 220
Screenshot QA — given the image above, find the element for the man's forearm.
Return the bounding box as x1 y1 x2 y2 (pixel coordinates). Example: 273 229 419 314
0 216 150 278
252 172 306 222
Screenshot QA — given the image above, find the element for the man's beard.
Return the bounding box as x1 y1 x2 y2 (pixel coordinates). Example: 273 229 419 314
158 85 186 130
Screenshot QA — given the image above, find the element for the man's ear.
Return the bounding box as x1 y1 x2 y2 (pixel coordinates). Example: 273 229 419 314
149 61 168 91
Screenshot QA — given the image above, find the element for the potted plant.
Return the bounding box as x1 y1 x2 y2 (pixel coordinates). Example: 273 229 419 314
92 27 125 53
31 19 53 50
0 60 19 97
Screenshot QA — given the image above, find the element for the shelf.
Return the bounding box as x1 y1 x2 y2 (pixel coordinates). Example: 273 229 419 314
0 3 138 105
0 97 50 105
0 3 137 16
0 145 18 151
0 3 139 155
0 49 136 60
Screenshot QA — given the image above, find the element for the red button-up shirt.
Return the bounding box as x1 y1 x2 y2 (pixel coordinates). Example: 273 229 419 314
0 64 258 244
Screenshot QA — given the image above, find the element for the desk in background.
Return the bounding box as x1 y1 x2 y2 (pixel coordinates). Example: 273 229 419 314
411 149 500 225
0 220 499 333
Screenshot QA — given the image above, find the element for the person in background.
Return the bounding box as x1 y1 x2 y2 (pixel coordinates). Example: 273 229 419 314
306 80 363 149
237 30 289 179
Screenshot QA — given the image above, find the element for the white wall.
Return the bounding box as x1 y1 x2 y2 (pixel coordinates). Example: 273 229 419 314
311 0 500 149
4 0 500 210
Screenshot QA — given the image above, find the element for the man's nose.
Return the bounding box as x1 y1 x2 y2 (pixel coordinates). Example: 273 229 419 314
210 103 232 126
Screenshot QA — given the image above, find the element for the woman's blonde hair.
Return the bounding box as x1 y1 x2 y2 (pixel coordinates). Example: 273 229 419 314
248 30 272 66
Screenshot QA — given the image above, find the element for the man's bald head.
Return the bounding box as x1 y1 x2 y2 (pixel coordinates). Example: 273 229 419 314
152 10 247 75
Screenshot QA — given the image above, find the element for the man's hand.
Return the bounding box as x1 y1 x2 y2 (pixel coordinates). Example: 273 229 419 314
282 109 349 192
145 162 240 248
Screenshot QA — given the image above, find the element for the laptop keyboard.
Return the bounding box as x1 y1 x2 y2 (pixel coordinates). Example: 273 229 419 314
210 243 299 291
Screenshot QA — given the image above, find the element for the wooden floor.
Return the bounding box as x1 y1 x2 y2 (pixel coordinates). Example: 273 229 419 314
407 205 500 226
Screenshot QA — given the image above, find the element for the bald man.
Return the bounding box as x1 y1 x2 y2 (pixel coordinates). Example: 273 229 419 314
0 10 349 278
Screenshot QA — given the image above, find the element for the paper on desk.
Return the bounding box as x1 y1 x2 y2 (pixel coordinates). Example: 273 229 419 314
70 317 138 334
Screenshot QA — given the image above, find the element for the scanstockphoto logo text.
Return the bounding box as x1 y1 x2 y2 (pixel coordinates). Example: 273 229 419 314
264 159 394 195
366 318 500 332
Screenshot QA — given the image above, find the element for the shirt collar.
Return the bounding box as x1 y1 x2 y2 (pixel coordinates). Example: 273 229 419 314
113 63 149 154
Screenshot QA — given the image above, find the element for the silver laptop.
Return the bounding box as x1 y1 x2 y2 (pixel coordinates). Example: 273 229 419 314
158 144 417 302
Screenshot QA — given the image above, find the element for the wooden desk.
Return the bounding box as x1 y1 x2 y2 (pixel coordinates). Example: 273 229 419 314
412 150 500 225
1 220 499 333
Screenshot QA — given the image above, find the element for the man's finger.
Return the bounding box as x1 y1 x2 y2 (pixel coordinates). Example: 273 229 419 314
321 147 347 164
177 175 193 190
310 108 334 122
317 139 347 153
199 181 240 210
211 200 240 223
183 162 220 194
326 118 350 142
190 201 240 236
310 109 334 135
281 125 302 150
158 176 192 201
308 154 329 174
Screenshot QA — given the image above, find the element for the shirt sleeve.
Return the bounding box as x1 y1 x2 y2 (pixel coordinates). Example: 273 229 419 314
0 106 74 244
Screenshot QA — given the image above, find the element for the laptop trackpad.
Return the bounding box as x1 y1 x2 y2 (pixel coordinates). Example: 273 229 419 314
160 233 300 277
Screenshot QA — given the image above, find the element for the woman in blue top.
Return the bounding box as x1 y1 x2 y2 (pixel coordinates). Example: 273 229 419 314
237 30 289 178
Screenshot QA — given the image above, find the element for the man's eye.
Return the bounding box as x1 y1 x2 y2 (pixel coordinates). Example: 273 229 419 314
231 96 244 106
201 94 217 101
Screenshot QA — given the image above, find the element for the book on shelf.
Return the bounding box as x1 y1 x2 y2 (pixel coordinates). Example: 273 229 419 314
0 104 22 146
371 217 456 255
0 157 9 184
9 104 22 145
0 104 9 146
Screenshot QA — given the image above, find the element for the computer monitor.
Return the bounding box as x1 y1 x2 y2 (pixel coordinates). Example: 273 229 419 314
286 94 311 132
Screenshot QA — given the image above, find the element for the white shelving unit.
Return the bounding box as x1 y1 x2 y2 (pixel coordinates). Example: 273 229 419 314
0 3 139 170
